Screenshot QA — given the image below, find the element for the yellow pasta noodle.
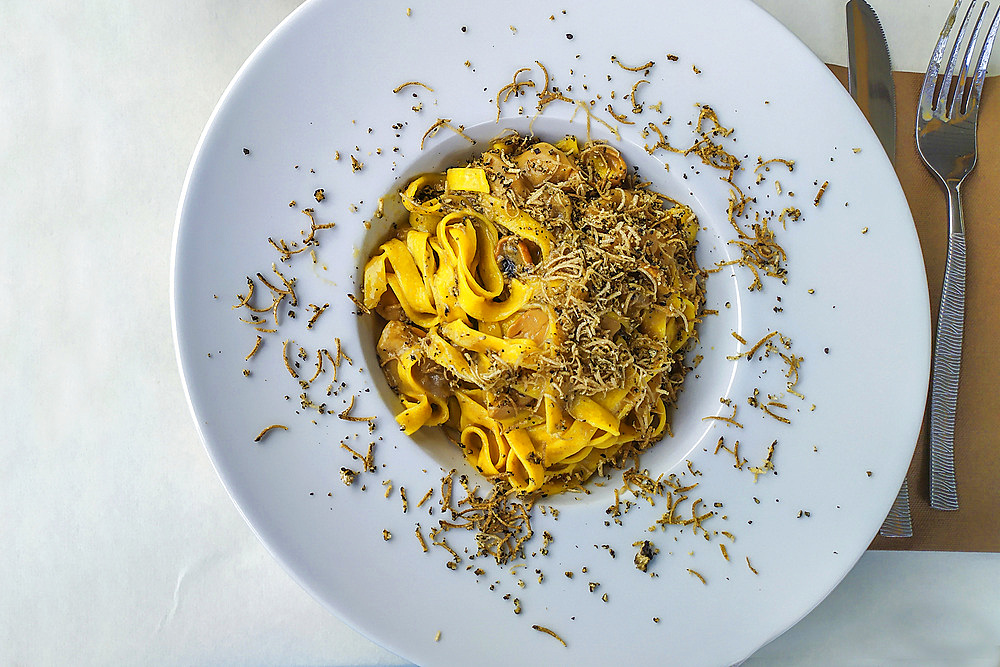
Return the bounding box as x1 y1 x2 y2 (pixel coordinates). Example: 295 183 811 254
363 132 704 495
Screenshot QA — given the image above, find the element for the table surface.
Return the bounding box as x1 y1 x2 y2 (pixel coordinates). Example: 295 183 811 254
2 1 998 664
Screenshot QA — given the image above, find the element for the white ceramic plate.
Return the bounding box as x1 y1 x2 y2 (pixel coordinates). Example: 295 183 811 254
172 1 930 664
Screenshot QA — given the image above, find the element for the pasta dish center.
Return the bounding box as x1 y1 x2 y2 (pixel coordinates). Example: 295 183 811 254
363 132 704 495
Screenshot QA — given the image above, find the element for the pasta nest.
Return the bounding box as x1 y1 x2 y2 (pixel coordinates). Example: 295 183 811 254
363 131 704 495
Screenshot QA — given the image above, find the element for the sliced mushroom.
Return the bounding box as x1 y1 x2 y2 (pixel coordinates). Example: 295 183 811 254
579 144 627 188
374 288 405 323
376 319 424 363
505 307 550 344
513 142 578 188
494 236 540 277
410 358 454 400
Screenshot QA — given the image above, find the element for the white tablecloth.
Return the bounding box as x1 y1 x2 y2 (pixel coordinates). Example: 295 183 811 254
2 1 998 664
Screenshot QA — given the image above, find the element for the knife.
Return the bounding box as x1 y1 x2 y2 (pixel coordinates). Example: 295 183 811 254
846 0 913 538
847 0 896 159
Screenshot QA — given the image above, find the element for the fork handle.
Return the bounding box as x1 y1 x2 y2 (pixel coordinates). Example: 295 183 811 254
929 184 965 511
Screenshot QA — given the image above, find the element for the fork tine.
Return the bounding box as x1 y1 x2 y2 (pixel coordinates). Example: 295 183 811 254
942 0 977 112
921 1 966 112
951 2 989 116
968 3 1000 112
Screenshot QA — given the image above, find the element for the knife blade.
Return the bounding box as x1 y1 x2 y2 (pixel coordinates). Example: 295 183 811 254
847 0 896 161
846 0 912 538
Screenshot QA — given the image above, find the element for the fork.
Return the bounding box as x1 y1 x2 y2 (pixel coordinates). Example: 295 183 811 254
916 0 1000 511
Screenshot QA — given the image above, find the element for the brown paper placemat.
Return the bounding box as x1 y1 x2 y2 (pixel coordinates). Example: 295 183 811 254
827 66 1000 552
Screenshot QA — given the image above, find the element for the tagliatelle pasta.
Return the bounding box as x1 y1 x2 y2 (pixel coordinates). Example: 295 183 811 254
363 132 704 495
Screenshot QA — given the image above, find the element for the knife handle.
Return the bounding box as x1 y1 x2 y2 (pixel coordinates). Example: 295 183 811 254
929 184 965 511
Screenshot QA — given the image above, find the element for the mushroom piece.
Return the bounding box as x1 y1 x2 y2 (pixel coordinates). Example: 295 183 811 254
513 142 579 188
505 307 550 344
494 236 541 277
579 144 627 188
